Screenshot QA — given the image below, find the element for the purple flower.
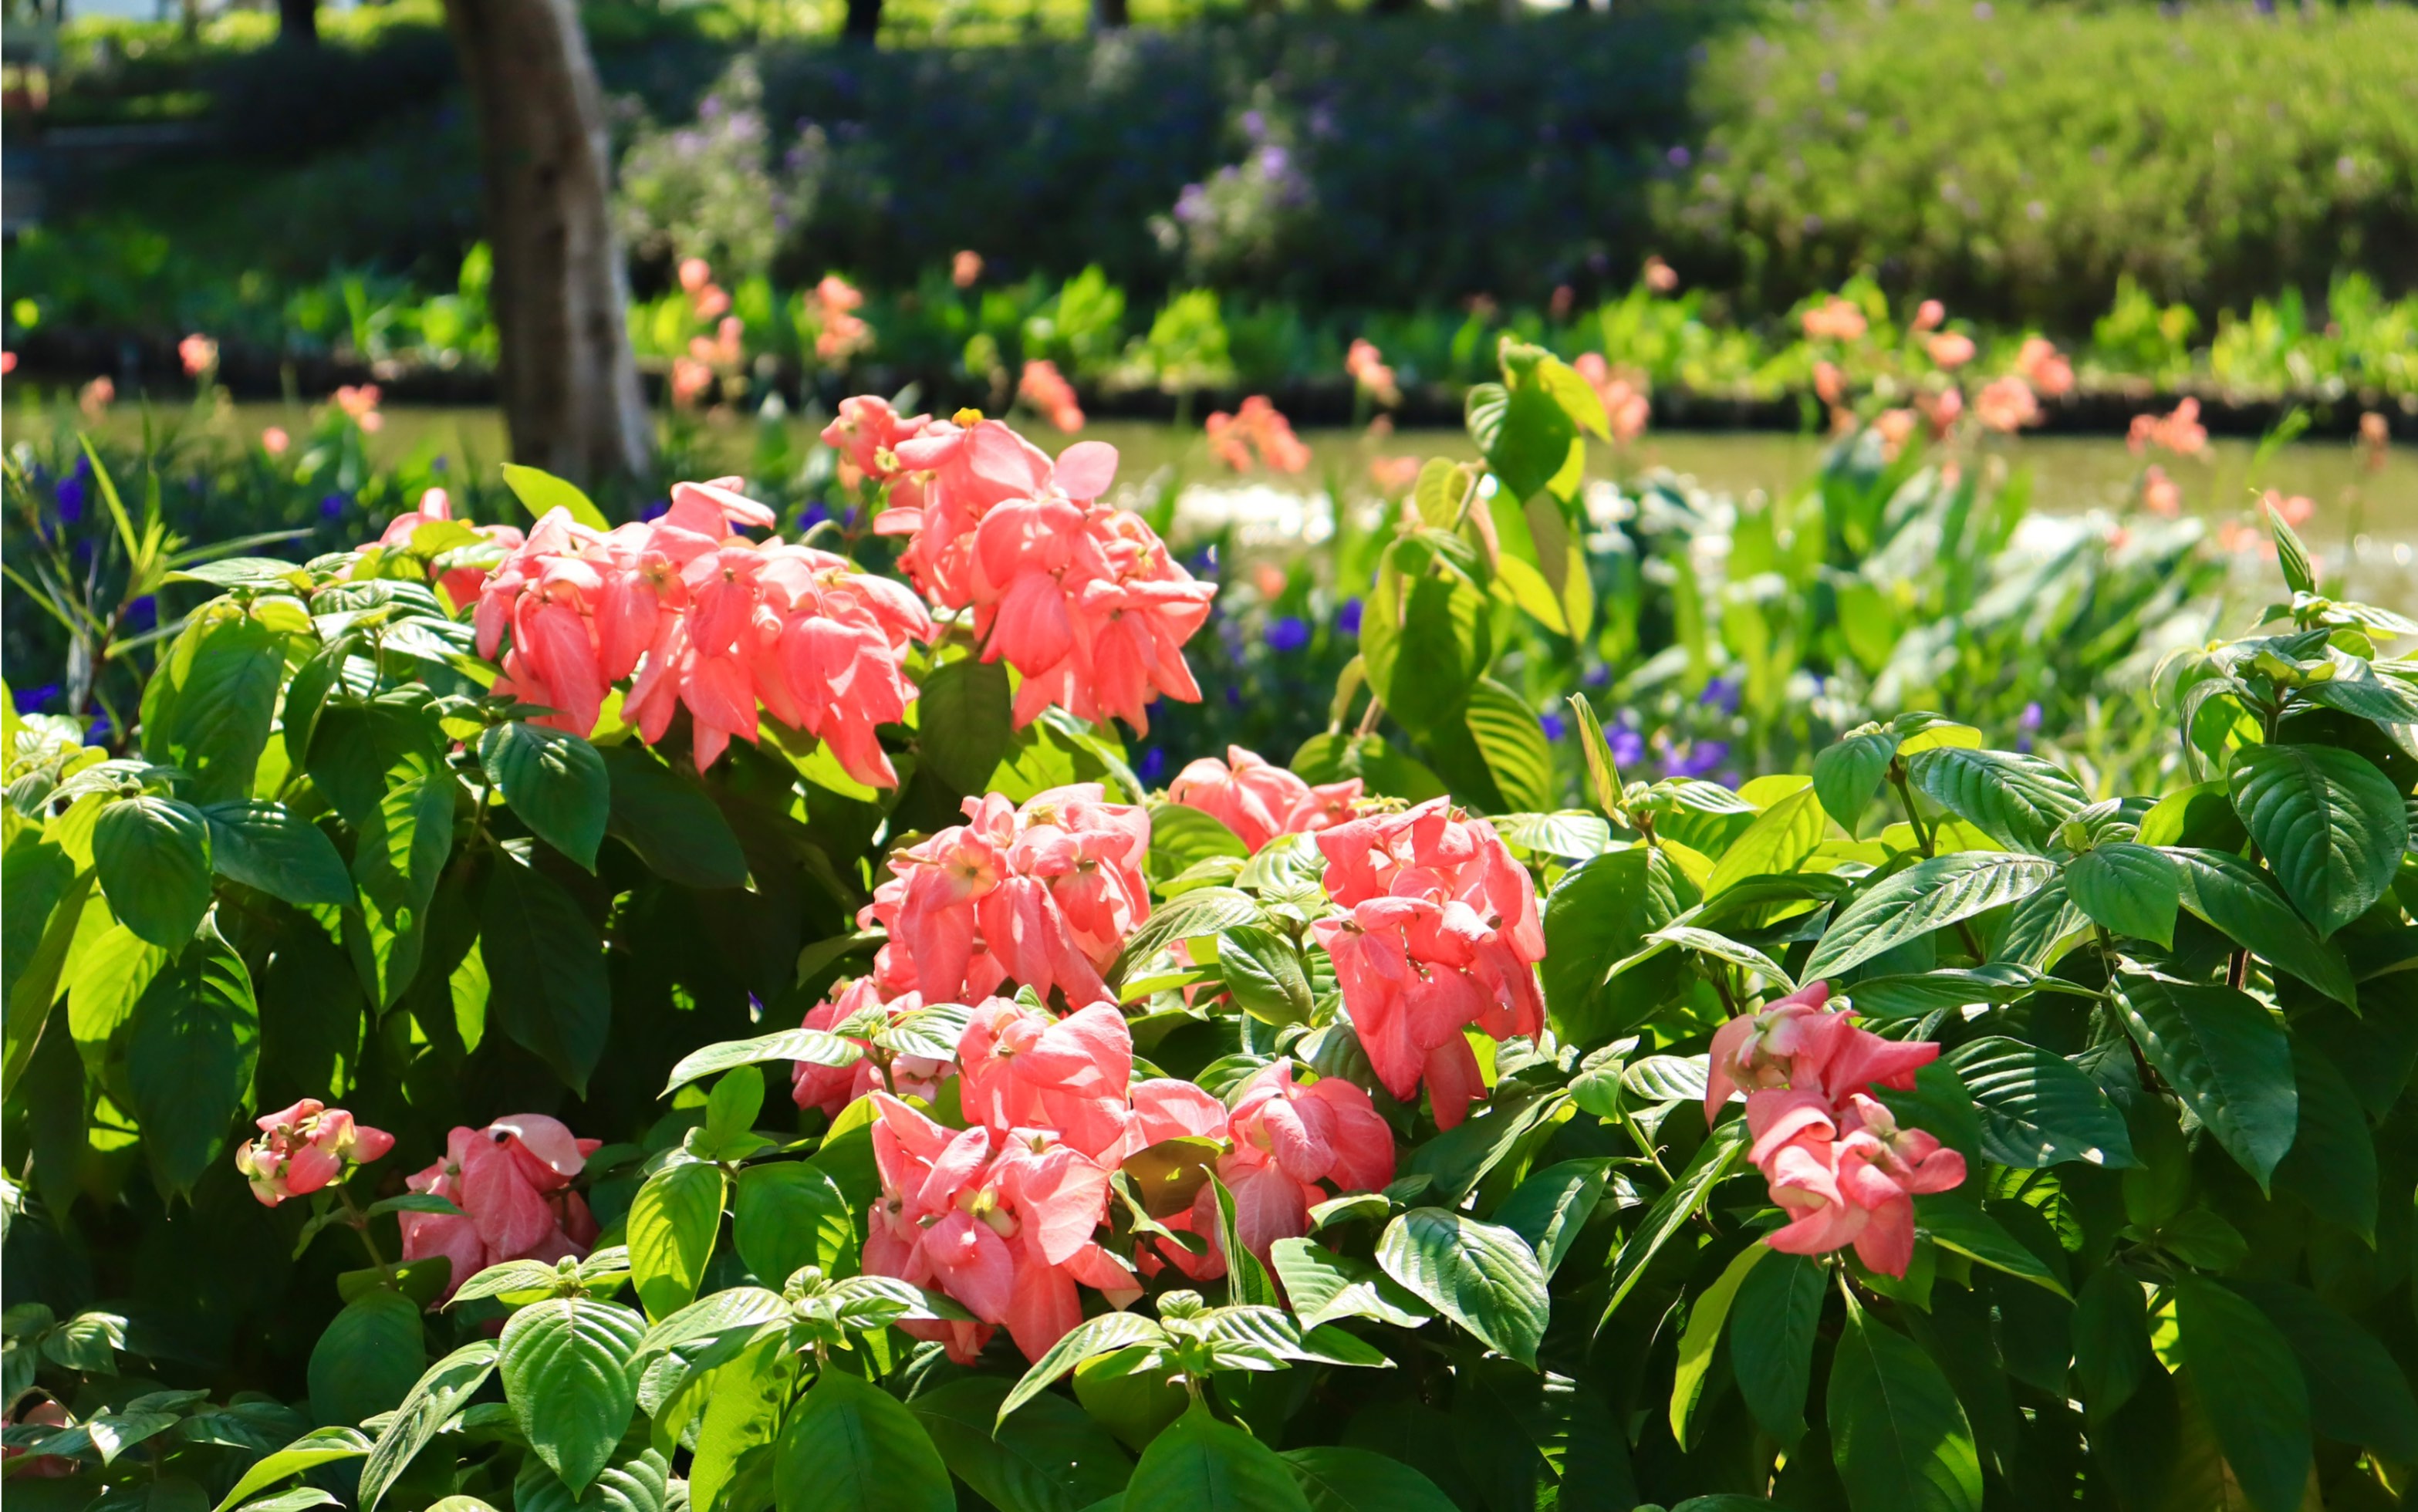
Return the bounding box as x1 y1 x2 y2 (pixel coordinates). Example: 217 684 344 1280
1265 616 1311 653
1700 677 1741 714
319 494 348 521
125 596 156 632
1610 727 1646 768
642 498 671 521
1336 598 1363 636
19 683 59 712
86 714 112 743
1583 663 1611 688
431 455 450 474
1539 710 1568 742
1136 747 1168 785
1667 145 1691 168
1241 110 1267 141
2018 701 2044 731
1257 146 1289 179
1663 740 1731 780
55 477 84 523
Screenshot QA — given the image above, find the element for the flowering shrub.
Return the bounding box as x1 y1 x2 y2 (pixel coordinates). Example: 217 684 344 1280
3 349 2414 1512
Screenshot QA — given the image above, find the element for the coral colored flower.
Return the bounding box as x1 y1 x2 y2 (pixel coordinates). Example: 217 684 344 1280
811 275 870 363
262 426 290 456
1169 744 1362 852
336 384 381 423
179 333 218 376
378 487 526 609
0 352 16 376
670 358 715 408
1801 298 1867 343
1310 799 1545 1128
1018 359 1086 433
1707 983 1938 1123
2128 398 2207 457
2142 465 2181 517
1205 397 1311 474
1369 454 1421 495
953 250 984 289
1812 360 1845 406
693 283 732 321
863 785 1151 1006
958 998 1137 1161
1974 375 2040 434
1746 1090 1965 1276
1911 299 1945 333
822 394 931 487
2016 336 2074 397
398 1115 602 1296
234 1099 395 1207
79 376 114 420
1643 255 1680 293
1346 340 1402 409
1574 353 1650 444
679 257 713 295
1873 408 1917 457
1926 332 1976 370
791 978 951 1116
1919 384 1964 439
2359 411 2389 471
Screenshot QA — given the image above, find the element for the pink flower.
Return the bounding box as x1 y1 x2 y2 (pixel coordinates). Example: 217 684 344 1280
1369 455 1421 495
1574 353 1650 444
2016 336 2074 397
1911 299 1946 333
1746 1090 1964 1277
1812 359 1845 405
791 978 951 1115
1169 744 1362 852
2142 465 2181 517
1918 383 1964 439
1346 340 1402 409
378 487 526 609
335 384 382 425
179 333 218 376
863 785 1151 1006
958 999 1136 1162
1974 375 2040 434
953 250 984 289
262 426 290 456
0 352 16 376
1704 980 1834 1125
2261 488 2315 528
1205 397 1312 474
822 394 931 487
679 257 714 294
398 1115 602 1298
234 1099 396 1207
670 357 714 409
1926 332 1976 370
693 283 732 321
811 275 870 363
1310 799 1545 1128
1643 255 1680 293
1018 359 1086 433
79 376 113 420
1801 298 1867 343
2128 398 2207 457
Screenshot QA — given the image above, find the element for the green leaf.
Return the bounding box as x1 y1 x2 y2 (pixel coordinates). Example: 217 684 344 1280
93 795 214 948
5 869 94 1097
998 1311 1168 1425
628 1160 726 1321
307 1290 426 1431
916 657 1015 795
482 858 610 1096
125 920 259 1198
733 1161 856 1284
1364 551 1490 738
1281 1445 1459 1512
2231 1280 2418 1463
1827 1302 1982 1512
2113 970 2297 1190
1601 1119 1751 1328
2173 1275 2310 1512
501 464 612 532
1813 730 1900 832
775 1367 954 1512
1492 1158 1611 1280
2227 743 2407 938
209 1427 373 1512
1268 1239 1434 1330
661 1026 860 1097
1213 924 1312 1026
2267 501 2316 595
201 801 353 908
2166 846 2356 1006
1704 785 1828 899
2069 1266 2152 1419
1478 376 1584 504
1463 678 1553 814
513 1450 670 1512
1804 853 2058 980
1672 1245 1767 1450
1939 1036 2134 1168
1375 1207 1550 1365
1123 1405 1311 1512
498 1296 646 1495
1729 1250 1825 1445
1912 1193 2067 1297
480 724 610 871
603 746 749 889
1149 802 1250 876
1540 845 1687 1045
906 1376 1131 1512
142 609 285 804
2064 842 2180 948
359 1341 499 1510
1842 965 2048 1021
1111 887 1267 981
1904 748 2088 854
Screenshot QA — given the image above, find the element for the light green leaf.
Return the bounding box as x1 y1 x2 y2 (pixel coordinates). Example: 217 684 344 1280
1672 1245 1767 1450
501 464 612 532
1375 1208 1550 1365
774 1367 954 1512
1905 748 2088 854
1704 785 1828 898
1122 1405 1310 1512
628 1160 727 1322
1805 853 2058 980
359 1342 499 1510
2227 744 2407 938
498 1296 647 1494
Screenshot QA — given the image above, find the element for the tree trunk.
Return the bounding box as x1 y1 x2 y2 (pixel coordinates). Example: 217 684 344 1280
1090 0 1127 29
843 0 881 44
276 0 316 45
442 0 653 490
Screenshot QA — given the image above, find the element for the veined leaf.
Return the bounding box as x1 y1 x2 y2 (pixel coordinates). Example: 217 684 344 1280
2113 970 2297 1190
1905 748 2088 854
2227 743 2406 938
1805 853 2058 979
1827 1301 1982 1512
1375 1207 1550 1365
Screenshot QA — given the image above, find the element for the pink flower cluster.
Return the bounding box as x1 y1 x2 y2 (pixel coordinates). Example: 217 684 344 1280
837 403 1213 733
1574 353 1651 444
862 783 1150 1007
1169 744 1362 852
2128 397 2208 457
1706 983 1966 1277
377 488 526 609
469 479 932 783
860 1000 1393 1363
791 978 952 1115
862 1000 1230 1362
235 1099 394 1207
1018 359 1086 433
1205 397 1312 474
1346 340 1402 410
1310 799 1546 1129
398 1115 603 1297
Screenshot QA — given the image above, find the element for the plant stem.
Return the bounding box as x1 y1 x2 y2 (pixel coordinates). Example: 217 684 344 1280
333 1180 400 1290
1890 760 1987 960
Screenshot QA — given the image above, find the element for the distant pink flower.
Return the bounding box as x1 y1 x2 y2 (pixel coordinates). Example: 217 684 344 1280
1911 299 1945 333
2262 488 2315 528
235 1099 395 1207
1018 359 1086 433
2016 336 2074 397
1918 383 1964 439
1368 454 1421 495
953 250 984 289
1813 359 1845 405
1643 255 1680 293
1206 397 1312 474
1801 298 1867 343
689 316 744 370
2359 412 2389 471
1169 744 1362 852
679 257 714 294
1574 353 1650 444
262 426 290 456
2143 465 2181 517
397 1115 601 1297
812 275 870 363
1312 799 1545 1129
1873 408 1917 458
1974 375 2040 433
178 333 218 376
1926 332 1976 370
692 282 732 321
670 357 715 408
2128 397 2207 457
79 376 114 420
0 352 16 376
1346 339 1402 409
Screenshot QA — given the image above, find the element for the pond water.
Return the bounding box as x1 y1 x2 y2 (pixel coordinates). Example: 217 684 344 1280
21 401 2418 605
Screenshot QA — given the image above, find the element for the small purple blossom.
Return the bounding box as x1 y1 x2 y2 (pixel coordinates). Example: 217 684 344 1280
1336 598 1363 636
1136 747 1169 785
1700 677 1741 714
54 477 84 523
1539 710 1568 742
319 494 348 521
1662 740 1731 781
1265 616 1311 653
1609 727 1646 768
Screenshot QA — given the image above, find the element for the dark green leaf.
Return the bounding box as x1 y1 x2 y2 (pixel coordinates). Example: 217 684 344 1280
603 746 749 889
480 724 610 871
202 801 353 908
1214 924 1312 1026
661 1027 859 1095
482 858 610 1096
359 1342 498 1510
93 795 213 948
307 1290 426 1431
2065 843 2180 948
2113 970 2297 1190
1730 1250 1825 1445
2271 1041 2376 1240
2069 1266 2152 1419
2166 847 2356 1006
2231 1280 2418 1462
1905 748 2089 853
1913 1193 2067 1296
1123 1405 1310 1512
1492 1158 1611 1280
1940 1037 2133 1169
916 658 1015 795
906 1375 1130 1512
733 1162 856 1284
1600 1120 1750 1328
1805 853 2058 980
208 1427 373 1512
2173 1275 2310 1512
2227 744 2406 938
1826 1303 1982 1512
775 1367 954 1512
125 921 259 1198
1541 845 1686 1045
1282 1445 1458 1512
1813 730 1900 833
1375 1207 1549 1365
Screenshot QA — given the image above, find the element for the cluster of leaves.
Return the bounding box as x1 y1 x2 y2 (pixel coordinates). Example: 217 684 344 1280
4 356 2416 1512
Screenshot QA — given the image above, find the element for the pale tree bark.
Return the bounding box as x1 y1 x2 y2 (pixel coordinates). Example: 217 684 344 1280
443 0 653 489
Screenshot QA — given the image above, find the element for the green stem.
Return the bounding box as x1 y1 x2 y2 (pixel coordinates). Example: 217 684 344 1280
333 1179 400 1290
